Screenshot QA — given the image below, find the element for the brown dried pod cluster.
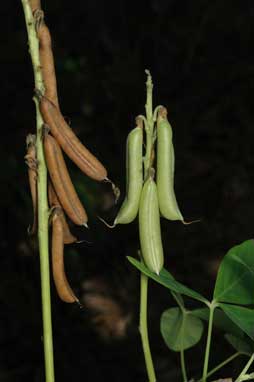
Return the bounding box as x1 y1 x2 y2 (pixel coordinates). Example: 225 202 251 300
26 1 113 303
40 96 108 181
44 130 88 227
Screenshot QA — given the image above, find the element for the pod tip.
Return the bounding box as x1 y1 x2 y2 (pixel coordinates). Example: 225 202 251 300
76 299 84 309
76 239 93 245
151 265 162 276
97 216 115 229
103 178 120 204
182 218 201 225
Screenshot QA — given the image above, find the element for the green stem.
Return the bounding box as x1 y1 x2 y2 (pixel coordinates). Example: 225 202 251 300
139 272 156 382
236 353 254 382
202 302 216 382
145 69 153 127
21 2 54 382
171 292 185 311
171 292 188 381
180 347 188 382
144 70 154 180
197 352 240 381
138 70 157 382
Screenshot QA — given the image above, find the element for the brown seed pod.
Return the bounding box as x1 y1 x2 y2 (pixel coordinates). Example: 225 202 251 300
43 131 88 226
40 96 108 181
48 181 77 244
51 209 79 303
25 134 38 235
37 23 59 109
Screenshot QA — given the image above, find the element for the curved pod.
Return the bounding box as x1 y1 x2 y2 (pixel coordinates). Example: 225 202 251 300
40 96 107 181
44 133 88 226
52 210 79 303
114 119 143 224
156 107 184 221
139 177 164 275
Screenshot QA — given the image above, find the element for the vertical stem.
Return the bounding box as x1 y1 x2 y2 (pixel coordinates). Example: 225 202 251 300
138 70 157 382
180 348 188 382
21 2 54 382
139 272 156 382
36 101 54 382
202 302 216 382
171 292 188 381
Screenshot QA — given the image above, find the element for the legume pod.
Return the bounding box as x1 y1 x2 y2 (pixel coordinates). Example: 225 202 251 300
139 176 164 274
114 117 143 225
156 107 184 221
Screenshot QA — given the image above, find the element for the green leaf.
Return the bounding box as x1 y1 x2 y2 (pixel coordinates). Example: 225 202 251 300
192 307 244 338
225 333 252 355
219 303 254 340
214 239 254 305
127 257 208 304
160 267 175 280
160 269 185 307
160 307 204 351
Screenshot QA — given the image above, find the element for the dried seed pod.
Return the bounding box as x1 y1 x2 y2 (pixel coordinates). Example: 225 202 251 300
40 96 108 181
51 209 79 303
25 134 38 235
43 131 88 226
37 23 59 108
48 181 77 244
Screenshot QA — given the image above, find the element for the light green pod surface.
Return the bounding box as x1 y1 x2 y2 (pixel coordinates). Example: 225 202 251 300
114 126 143 224
139 177 164 275
156 114 184 221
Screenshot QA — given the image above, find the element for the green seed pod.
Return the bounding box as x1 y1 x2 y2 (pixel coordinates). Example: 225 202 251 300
139 176 164 275
114 117 143 225
156 107 184 221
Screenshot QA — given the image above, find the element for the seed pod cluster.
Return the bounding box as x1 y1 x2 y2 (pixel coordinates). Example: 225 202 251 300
44 131 88 227
26 3 113 303
106 103 187 275
40 97 107 181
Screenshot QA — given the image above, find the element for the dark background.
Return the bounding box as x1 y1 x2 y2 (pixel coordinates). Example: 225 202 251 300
1 0 254 381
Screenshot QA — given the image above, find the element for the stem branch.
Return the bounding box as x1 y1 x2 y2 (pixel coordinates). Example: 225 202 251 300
197 352 241 381
236 353 254 382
